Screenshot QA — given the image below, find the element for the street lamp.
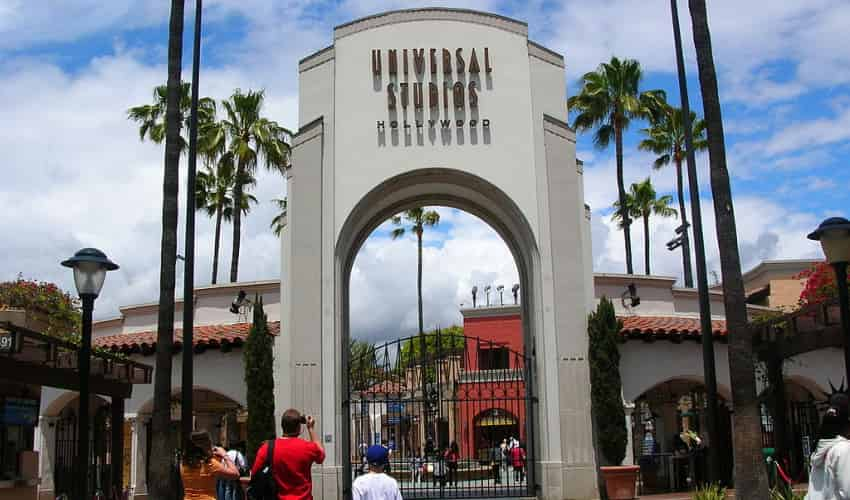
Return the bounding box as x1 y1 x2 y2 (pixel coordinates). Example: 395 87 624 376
807 217 850 385
61 248 118 500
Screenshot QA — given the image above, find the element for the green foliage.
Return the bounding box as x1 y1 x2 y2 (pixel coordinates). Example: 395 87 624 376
692 483 727 500
349 338 378 392
270 197 288 237
243 295 276 463
612 177 677 228
398 327 465 383
770 486 805 500
588 297 627 465
639 106 708 170
0 278 80 341
126 81 216 154
398 326 464 363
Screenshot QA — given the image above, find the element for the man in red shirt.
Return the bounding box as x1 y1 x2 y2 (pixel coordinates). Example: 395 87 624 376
251 409 326 499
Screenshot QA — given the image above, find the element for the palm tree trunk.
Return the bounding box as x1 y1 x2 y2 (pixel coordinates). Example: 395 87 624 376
615 125 634 274
212 206 222 284
230 162 244 283
687 1 769 497
643 214 651 275
150 1 184 498
675 157 695 287
417 229 424 335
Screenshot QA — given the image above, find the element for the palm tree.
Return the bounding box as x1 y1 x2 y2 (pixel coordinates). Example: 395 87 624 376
195 153 258 284
568 57 666 275
390 208 441 336
639 106 707 287
270 197 288 237
206 89 292 282
127 81 216 153
613 179 677 275
687 0 769 497
148 1 185 498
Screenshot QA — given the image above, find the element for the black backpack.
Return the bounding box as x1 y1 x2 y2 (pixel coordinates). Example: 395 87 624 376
247 439 278 500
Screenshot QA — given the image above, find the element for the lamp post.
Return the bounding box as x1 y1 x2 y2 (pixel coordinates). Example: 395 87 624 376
807 217 850 385
61 248 119 500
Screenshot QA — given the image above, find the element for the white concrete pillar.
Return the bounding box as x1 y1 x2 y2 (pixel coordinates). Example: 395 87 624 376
131 415 149 498
623 401 636 466
36 416 58 498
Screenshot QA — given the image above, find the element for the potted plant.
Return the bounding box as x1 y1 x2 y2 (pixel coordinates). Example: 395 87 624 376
589 297 638 499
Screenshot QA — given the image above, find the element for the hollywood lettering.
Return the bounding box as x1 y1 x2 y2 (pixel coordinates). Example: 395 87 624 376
372 48 492 131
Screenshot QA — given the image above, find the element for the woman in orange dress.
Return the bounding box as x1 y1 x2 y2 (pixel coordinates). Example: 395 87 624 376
180 431 241 500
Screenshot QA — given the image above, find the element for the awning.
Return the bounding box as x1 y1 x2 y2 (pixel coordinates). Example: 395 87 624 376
477 414 517 427
1 310 152 399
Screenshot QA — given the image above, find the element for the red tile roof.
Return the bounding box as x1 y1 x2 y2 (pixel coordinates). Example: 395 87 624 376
93 315 725 354
620 315 727 341
94 321 280 354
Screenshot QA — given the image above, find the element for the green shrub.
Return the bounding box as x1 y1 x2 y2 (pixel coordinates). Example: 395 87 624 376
244 295 276 463
692 483 727 500
770 486 805 500
588 297 627 465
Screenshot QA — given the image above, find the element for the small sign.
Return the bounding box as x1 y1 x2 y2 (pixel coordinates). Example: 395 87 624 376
0 331 18 353
324 434 333 443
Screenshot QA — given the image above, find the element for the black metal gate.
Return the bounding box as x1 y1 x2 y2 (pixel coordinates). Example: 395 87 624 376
53 403 112 497
345 331 534 498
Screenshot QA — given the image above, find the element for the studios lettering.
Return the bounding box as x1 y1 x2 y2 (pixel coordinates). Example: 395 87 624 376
372 47 492 135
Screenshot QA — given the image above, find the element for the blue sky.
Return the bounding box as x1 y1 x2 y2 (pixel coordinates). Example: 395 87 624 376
1 0 847 340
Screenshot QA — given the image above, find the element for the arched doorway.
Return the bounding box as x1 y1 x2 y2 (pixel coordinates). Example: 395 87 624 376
633 378 733 493
52 395 112 497
335 169 540 498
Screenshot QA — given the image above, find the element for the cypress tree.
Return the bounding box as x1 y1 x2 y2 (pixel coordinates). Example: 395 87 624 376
588 296 627 466
244 295 276 463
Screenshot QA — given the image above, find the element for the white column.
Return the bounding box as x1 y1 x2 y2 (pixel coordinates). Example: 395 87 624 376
36 416 58 497
623 401 636 466
131 415 149 498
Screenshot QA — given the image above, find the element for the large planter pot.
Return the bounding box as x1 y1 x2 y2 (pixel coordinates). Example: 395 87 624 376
600 465 640 500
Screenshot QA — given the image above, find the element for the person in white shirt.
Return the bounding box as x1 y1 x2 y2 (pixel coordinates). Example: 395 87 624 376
806 394 850 500
352 445 403 500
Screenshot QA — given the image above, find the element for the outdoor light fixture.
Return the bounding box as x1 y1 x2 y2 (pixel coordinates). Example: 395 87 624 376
230 290 251 314
61 247 118 500
808 217 850 265
808 216 850 385
484 285 491 307
471 286 478 308
497 285 505 305
621 283 640 309
512 284 520 304
61 248 118 297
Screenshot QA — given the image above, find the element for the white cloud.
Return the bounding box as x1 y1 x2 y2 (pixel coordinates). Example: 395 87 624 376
350 210 518 344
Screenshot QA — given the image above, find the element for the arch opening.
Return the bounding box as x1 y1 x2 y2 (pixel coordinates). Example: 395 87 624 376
337 168 540 498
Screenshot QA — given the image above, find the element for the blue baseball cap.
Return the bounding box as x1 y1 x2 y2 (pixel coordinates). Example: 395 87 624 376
366 445 389 465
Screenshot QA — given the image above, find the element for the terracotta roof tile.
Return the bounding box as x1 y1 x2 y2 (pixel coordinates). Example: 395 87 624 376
94 321 281 354
619 315 726 341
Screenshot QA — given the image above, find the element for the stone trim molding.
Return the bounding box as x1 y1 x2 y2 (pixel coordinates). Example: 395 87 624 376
293 116 324 149
460 304 522 318
334 8 528 39
299 45 334 73
528 40 564 68
543 113 576 142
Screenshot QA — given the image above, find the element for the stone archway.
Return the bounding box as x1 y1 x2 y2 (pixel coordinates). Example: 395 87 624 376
277 8 597 499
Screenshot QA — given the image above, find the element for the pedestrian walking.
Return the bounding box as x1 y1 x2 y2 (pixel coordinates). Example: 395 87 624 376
180 431 241 500
409 449 423 485
510 443 526 483
806 394 850 500
444 442 459 487
351 445 403 500
250 409 326 500
490 445 501 484
216 444 247 500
